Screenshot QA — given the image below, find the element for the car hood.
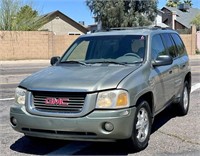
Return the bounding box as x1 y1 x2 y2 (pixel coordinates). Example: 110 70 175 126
20 64 140 92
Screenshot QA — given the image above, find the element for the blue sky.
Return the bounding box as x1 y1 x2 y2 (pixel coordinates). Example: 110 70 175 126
33 0 200 26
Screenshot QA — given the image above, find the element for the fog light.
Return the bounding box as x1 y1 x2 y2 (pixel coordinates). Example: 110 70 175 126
104 122 114 132
11 117 17 126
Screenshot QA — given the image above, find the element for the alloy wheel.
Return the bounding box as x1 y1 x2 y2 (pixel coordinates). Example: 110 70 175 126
136 107 149 143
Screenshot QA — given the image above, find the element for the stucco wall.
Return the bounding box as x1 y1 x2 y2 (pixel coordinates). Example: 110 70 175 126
39 17 84 35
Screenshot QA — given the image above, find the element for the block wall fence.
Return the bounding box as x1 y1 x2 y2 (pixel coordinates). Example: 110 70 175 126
0 31 78 60
0 26 197 60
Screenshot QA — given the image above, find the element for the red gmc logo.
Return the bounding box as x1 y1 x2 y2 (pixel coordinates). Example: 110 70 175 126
45 97 69 106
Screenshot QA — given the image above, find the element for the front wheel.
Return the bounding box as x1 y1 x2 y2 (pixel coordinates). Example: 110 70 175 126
126 100 152 151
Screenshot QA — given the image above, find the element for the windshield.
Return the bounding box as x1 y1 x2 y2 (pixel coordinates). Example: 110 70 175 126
60 35 146 64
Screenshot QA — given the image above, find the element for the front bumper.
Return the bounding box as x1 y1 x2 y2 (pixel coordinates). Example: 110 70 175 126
10 105 136 141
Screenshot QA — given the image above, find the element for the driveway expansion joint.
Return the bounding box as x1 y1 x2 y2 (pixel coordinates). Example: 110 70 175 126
158 130 200 146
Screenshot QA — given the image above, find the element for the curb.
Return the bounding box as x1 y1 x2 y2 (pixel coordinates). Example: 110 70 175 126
0 74 30 84
189 55 200 59
0 60 49 65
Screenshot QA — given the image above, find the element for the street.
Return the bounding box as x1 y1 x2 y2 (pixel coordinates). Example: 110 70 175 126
0 57 200 155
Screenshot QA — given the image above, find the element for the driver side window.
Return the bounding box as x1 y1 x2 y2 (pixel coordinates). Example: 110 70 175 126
151 34 167 60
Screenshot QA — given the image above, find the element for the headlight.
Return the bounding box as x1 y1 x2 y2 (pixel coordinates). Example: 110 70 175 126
15 87 26 105
96 90 129 109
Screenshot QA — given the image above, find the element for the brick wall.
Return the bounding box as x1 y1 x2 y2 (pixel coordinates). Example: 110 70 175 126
181 34 192 54
180 25 196 55
197 31 200 51
0 28 197 60
0 31 79 60
53 35 78 56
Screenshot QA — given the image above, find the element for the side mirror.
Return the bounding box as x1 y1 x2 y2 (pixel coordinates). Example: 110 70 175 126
50 56 60 65
152 55 173 67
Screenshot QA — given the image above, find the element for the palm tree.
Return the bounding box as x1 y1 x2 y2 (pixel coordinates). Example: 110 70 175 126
183 0 192 6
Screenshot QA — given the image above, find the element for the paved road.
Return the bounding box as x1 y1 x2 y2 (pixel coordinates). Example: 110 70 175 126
0 58 200 155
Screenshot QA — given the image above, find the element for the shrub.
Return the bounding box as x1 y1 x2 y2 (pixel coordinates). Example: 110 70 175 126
196 49 200 54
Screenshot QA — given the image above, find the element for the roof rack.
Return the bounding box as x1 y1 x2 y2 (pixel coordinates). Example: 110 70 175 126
109 26 173 31
152 26 173 30
110 26 152 30
92 26 173 33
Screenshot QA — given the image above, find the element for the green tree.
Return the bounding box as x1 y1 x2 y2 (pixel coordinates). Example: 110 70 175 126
166 0 181 7
191 13 200 30
0 0 21 30
166 0 193 7
86 0 157 29
14 5 42 31
183 0 192 6
0 0 42 31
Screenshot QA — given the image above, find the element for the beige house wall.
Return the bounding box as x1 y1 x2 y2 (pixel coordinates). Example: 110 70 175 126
39 18 84 35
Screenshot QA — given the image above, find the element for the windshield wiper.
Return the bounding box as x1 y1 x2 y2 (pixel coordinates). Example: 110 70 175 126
88 61 127 66
60 60 87 66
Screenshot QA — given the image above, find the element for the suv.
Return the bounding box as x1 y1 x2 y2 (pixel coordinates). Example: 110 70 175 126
10 27 191 151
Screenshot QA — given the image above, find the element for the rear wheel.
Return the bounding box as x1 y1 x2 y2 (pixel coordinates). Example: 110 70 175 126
126 100 152 151
177 81 190 116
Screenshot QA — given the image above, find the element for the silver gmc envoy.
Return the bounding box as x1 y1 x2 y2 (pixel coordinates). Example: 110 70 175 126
10 27 191 151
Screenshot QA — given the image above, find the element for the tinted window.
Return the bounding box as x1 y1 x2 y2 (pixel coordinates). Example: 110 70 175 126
151 34 167 60
161 33 177 58
171 33 186 56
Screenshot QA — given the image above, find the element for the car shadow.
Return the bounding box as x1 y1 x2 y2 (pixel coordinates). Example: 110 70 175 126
75 106 179 155
10 105 179 155
10 136 68 155
151 104 179 134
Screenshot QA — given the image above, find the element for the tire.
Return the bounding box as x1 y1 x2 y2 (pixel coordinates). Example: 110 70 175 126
126 100 152 151
177 81 190 116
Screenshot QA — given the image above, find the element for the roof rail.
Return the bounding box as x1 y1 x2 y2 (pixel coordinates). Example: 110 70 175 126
110 26 152 30
92 26 174 33
153 26 173 30
108 26 173 31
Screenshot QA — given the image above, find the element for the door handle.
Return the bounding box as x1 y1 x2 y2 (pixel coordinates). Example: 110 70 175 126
169 70 172 74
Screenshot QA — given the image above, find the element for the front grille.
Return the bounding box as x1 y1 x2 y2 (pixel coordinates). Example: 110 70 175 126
32 91 86 113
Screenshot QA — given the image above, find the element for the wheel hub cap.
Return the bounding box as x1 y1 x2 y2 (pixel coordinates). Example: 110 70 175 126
136 108 149 142
183 87 189 110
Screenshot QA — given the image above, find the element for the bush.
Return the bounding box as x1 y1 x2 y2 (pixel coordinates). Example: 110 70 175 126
196 49 200 54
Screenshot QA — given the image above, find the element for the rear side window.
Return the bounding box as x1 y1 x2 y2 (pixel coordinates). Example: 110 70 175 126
161 33 177 58
171 33 186 56
151 34 167 60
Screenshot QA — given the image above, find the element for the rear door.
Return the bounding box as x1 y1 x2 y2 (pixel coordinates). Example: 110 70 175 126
160 33 179 102
170 33 189 96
